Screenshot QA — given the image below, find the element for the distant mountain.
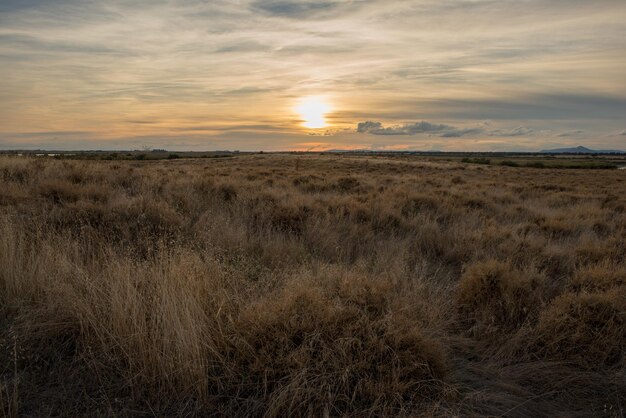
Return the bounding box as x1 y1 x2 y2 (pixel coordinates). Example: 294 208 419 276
540 145 625 154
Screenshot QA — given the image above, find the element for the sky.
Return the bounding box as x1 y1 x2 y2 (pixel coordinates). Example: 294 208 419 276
1 0 625 151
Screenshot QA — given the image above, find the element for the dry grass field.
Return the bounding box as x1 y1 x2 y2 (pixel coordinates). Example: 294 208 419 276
0 154 624 417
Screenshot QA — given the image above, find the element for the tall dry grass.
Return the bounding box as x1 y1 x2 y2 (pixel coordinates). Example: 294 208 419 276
0 154 624 416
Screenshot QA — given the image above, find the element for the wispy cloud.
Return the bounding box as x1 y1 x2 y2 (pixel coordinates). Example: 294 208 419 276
250 1 347 18
490 127 535 137
556 129 585 137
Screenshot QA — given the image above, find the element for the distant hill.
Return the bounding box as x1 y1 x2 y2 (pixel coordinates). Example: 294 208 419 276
541 145 625 154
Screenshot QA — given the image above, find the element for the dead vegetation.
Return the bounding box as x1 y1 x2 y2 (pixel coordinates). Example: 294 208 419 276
0 154 624 416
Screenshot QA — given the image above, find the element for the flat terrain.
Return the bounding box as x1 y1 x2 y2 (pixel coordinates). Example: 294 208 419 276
0 154 624 416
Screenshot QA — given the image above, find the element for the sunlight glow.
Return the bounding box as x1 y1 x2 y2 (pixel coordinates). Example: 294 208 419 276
296 96 331 129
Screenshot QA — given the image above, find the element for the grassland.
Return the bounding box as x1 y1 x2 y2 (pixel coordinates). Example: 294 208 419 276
0 154 624 417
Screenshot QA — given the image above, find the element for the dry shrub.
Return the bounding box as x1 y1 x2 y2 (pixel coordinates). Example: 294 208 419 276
96 251 227 399
64 166 89 184
539 217 577 238
249 200 311 235
568 263 626 292
296 177 331 194
370 211 404 233
38 179 81 204
292 174 325 191
215 183 238 202
231 278 448 415
538 245 575 280
193 178 215 196
601 193 620 209
269 204 311 234
461 196 492 212
110 197 182 231
592 220 611 237
534 288 626 368
574 236 621 264
111 168 141 194
400 194 438 217
456 260 544 336
0 182 31 207
538 184 567 192
193 180 237 202
0 222 226 406
1 165 29 183
335 176 360 192
409 221 470 266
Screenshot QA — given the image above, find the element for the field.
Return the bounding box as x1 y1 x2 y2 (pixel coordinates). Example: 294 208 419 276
0 154 624 417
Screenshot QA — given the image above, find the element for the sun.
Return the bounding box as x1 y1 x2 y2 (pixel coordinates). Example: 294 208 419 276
296 96 331 129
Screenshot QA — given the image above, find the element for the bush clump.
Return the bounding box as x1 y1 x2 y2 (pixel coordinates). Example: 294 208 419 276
335 177 360 192
230 280 448 415
456 260 544 336
568 264 626 292
533 288 626 368
400 194 439 217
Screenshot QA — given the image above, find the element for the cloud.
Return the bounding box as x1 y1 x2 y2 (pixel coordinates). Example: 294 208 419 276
490 126 535 137
214 41 269 54
0 33 124 56
382 94 626 121
0 0 63 13
556 129 585 137
7 131 93 138
250 1 344 18
440 128 486 137
356 121 545 138
357 121 456 135
356 121 383 133
357 121 484 137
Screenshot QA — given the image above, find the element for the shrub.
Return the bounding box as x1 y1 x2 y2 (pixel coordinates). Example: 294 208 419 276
293 175 330 193
534 288 626 368
537 246 576 280
335 177 360 192
462 157 490 165
568 263 626 292
539 217 577 238
1 166 29 183
231 281 448 415
215 183 237 202
456 260 544 336
38 179 81 204
268 204 311 234
400 194 438 217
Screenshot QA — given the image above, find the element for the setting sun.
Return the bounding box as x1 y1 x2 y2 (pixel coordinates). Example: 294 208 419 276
296 96 331 129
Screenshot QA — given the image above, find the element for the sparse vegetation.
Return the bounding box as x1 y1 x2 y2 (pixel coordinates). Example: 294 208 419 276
460 156 619 169
0 154 624 416
462 157 491 165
